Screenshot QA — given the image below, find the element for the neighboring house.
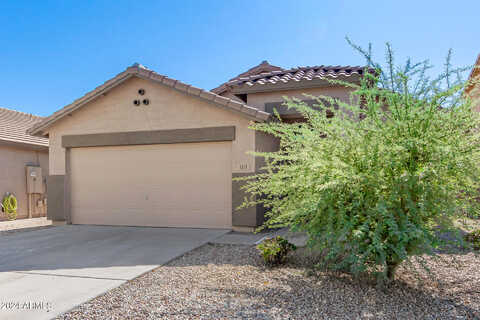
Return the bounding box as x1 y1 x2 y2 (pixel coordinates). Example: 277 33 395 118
28 61 370 231
466 54 480 111
0 107 48 221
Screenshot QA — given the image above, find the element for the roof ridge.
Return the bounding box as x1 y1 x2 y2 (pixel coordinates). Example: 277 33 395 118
211 60 284 94
28 64 271 136
230 60 284 80
0 106 44 119
227 64 373 83
223 64 375 90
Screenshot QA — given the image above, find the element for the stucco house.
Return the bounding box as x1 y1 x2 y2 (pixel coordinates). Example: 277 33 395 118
0 107 48 221
28 61 369 231
466 54 480 110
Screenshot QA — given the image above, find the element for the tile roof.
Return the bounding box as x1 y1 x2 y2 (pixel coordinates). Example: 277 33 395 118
213 64 374 94
229 60 284 81
230 65 372 87
211 60 284 94
465 54 480 95
0 107 48 147
28 64 271 137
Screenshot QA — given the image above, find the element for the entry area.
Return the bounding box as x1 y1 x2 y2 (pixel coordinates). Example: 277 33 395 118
69 142 232 228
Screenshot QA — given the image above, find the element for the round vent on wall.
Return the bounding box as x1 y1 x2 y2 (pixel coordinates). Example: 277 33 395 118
133 99 141 106
143 99 150 105
138 89 145 95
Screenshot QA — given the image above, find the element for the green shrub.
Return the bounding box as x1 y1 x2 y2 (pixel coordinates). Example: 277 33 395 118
465 230 480 250
257 236 297 266
239 40 480 283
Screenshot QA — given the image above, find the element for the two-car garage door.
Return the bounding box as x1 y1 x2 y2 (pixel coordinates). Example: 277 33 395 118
69 142 232 228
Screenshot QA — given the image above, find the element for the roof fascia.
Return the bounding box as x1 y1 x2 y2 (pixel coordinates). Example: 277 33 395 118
28 72 133 137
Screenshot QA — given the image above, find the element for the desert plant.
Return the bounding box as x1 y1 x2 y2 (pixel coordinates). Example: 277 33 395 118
239 40 480 283
257 236 297 266
464 230 480 250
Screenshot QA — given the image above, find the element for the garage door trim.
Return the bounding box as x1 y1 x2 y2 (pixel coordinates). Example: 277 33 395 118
63 126 235 225
62 126 236 148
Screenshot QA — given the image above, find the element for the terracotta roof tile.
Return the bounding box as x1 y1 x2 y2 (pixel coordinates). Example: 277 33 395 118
231 65 372 88
227 100 243 110
187 86 202 96
212 63 375 94
0 107 48 147
211 60 284 94
174 81 190 91
231 60 284 80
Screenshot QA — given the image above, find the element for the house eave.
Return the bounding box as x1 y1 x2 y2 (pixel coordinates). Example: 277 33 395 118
0 139 48 151
231 76 361 94
27 72 134 137
28 65 271 137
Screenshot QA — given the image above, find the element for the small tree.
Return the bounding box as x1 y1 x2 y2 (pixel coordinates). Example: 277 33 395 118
239 40 480 283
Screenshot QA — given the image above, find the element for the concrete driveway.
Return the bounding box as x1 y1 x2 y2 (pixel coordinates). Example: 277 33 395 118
0 225 228 320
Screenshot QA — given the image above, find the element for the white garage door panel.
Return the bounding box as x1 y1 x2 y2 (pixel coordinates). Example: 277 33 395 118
70 142 232 228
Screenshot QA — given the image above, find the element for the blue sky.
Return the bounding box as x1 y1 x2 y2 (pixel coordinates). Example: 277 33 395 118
1 1 478 116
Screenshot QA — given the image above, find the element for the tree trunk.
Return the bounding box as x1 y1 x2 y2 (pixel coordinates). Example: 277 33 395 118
386 261 399 281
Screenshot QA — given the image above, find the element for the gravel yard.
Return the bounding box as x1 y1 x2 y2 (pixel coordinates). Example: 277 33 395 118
57 243 480 320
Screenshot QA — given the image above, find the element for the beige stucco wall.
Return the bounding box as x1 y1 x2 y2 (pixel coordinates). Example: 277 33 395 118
47 76 256 175
254 131 280 172
246 86 356 111
0 144 48 220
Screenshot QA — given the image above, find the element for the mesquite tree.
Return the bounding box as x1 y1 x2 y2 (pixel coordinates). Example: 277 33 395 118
239 40 480 282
